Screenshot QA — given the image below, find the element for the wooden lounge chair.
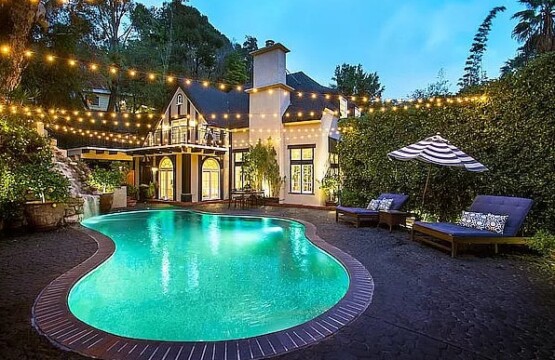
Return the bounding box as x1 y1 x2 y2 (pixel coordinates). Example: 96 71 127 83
411 195 533 257
336 193 409 227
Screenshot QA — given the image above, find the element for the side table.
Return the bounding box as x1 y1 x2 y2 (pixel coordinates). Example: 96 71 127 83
378 210 410 232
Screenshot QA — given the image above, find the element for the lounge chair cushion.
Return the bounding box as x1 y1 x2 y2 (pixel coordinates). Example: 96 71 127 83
414 221 502 238
376 193 409 211
337 193 409 216
469 195 533 236
336 206 378 216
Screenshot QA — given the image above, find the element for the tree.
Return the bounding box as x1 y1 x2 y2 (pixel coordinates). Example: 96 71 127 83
223 51 248 85
241 35 258 81
512 0 555 55
331 64 384 100
0 0 75 95
411 69 451 99
459 6 506 89
83 0 135 111
501 50 532 75
20 5 94 108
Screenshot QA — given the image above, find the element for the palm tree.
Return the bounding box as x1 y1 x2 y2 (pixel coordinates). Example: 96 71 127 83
512 0 555 54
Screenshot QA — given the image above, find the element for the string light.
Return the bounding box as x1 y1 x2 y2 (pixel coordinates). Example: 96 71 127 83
5 48 488 104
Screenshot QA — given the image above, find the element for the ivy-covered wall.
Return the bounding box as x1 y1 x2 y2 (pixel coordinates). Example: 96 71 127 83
338 53 555 234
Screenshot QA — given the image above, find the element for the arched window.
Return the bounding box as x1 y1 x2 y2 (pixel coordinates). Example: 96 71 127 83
176 94 183 105
202 158 220 200
158 157 174 201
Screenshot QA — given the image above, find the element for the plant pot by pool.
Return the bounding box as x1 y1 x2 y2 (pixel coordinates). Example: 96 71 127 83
99 193 114 214
126 196 137 207
24 202 66 231
264 197 280 205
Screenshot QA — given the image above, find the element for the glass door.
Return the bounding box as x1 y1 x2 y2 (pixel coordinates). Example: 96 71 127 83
202 158 220 200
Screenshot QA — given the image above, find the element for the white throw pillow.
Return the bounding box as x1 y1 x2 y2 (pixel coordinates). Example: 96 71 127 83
367 199 381 210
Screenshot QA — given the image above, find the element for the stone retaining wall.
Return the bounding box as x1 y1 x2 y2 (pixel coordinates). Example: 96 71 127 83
64 197 85 225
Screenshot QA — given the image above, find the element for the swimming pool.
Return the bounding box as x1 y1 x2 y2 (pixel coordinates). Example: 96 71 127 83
70 210 350 342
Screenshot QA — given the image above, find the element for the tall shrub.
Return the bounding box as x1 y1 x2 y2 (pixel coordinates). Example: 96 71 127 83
243 139 282 197
339 53 555 233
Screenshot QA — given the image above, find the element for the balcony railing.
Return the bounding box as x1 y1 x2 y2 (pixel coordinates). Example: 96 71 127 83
146 125 227 149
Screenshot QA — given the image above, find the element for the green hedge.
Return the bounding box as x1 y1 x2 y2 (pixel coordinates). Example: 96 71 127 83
338 53 555 234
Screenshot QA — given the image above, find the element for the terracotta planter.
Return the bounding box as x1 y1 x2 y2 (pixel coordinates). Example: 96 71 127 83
127 197 137 208
264 197 280 205
24 202 66 231
99 193 114 214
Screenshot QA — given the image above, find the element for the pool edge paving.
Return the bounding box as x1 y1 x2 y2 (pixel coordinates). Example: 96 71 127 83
32 212 374 360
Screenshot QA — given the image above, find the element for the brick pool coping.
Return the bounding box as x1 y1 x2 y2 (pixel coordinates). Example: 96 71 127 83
32 210 374 360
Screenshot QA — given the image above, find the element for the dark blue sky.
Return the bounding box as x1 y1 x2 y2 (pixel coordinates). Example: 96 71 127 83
143 0 522 98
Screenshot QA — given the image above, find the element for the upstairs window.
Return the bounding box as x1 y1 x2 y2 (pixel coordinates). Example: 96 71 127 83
176 94 183 105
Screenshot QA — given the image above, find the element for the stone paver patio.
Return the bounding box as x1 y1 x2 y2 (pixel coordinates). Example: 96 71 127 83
1 204 554 359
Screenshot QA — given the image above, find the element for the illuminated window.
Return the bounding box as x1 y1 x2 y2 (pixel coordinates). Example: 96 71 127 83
176 94 183 105
290 145 314 194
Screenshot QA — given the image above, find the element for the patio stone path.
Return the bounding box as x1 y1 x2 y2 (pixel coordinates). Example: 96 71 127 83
1 204 554 359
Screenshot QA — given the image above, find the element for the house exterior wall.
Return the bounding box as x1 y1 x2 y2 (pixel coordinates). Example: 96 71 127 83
89 92 110 111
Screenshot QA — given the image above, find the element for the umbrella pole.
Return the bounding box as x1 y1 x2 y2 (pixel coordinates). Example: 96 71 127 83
420 164 432 219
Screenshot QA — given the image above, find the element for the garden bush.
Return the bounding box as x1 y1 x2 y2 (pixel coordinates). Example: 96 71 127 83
338 53 555 234
0 114 70 222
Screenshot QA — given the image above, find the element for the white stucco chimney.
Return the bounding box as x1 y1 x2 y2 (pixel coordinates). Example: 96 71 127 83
250 40 290 88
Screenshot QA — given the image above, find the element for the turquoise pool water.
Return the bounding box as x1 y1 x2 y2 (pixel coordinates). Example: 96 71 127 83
71 210 349 341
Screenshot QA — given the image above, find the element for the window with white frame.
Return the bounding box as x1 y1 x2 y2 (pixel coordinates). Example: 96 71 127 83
176 94 183 105
289 145 314 194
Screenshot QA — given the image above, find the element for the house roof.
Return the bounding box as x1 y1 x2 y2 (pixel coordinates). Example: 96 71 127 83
176 71 349 128
283 72 340 123
178 81 249 129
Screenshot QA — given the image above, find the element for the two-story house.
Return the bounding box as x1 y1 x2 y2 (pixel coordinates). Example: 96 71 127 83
129 41 357 206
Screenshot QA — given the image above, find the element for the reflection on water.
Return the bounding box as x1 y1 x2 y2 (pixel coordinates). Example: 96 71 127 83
70 210 349 341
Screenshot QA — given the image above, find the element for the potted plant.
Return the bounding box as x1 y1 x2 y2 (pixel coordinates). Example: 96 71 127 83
320 172 340 207
20 160 71 231
87 166 125 214
127 185 138 207
148 182 157 199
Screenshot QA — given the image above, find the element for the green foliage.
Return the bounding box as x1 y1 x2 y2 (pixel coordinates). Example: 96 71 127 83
88 165 125 193
320 172 340 202
512 0 555 55
0 114 70 220
127 185 138 198
459 6 506 89
331 64 384 101
411 69 452 99
240 36 258 81
528 229 555 256
223 51 248 85
19 161 71 204
243 139 283 197
339 53 555 233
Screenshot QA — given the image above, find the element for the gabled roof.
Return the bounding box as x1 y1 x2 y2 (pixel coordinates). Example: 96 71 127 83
283 72 340 123
175 71 348 128
178 80 249 129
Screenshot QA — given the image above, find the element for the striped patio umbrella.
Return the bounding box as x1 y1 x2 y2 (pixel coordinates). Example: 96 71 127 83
387 134 488 211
